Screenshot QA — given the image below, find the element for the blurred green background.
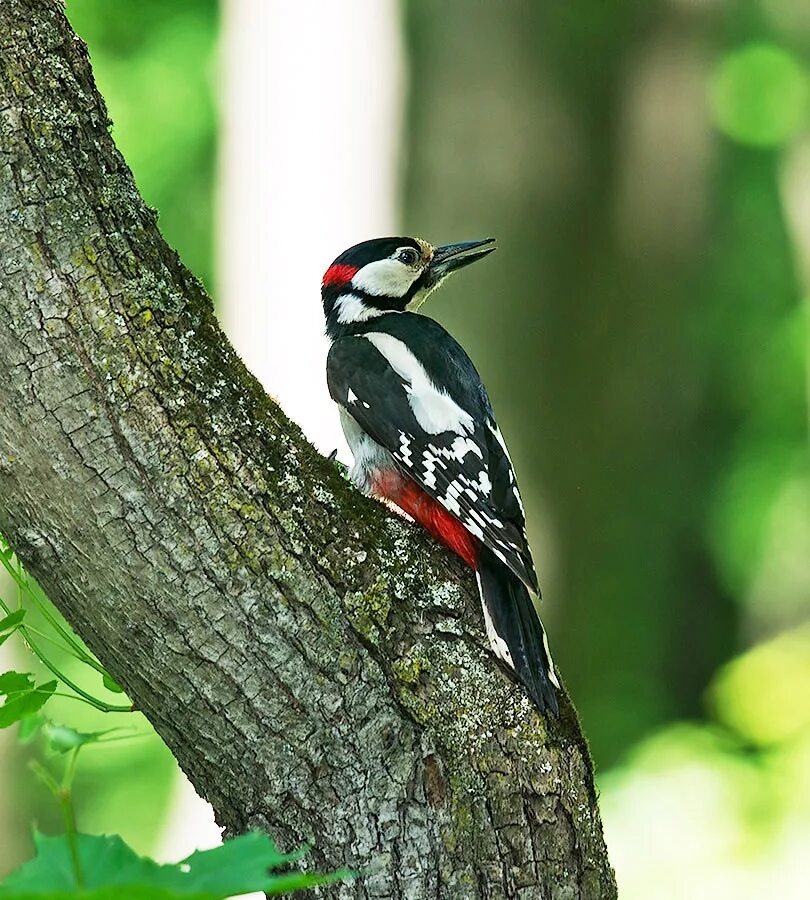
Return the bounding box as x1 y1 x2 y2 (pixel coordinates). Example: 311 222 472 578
2 1 809 897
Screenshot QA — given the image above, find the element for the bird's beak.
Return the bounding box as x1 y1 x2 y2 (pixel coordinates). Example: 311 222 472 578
428 238 496 280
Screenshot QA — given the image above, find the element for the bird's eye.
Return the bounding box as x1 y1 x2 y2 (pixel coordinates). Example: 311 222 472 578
398 248 418 266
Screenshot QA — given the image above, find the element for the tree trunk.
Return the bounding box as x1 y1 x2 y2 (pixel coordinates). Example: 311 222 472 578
0 3 615 897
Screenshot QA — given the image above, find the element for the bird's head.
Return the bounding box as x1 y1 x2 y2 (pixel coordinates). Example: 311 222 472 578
322 235 495 336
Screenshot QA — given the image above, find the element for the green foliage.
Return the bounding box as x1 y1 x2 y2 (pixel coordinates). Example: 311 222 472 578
0 538 171 858
601 623 810 898
0 673 56 729
100 676 123 696
0 711 349 899
0 534 132 716
38 724 119 755
65 0 217 289
0 609 25 647
0 831 346 899
711 43 810 147
712 625 810 747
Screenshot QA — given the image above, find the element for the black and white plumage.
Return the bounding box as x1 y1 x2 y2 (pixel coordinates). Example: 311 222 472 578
322 236 560 715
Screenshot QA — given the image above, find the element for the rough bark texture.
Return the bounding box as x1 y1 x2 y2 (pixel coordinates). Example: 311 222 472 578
0 3 616 897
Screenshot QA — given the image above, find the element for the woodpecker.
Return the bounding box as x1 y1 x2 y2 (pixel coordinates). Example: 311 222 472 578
322 236 560 715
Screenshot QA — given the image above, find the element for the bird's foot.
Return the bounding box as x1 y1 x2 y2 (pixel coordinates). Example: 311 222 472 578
327 449 351 480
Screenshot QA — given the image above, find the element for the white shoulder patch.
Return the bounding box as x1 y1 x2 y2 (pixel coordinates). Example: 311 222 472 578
363 332 475 436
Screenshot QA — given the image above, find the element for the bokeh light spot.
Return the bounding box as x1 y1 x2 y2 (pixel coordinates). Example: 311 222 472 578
711 625 810 747
710 43 810 147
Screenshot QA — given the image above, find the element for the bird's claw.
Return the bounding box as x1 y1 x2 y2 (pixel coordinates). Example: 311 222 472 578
328 449 350 479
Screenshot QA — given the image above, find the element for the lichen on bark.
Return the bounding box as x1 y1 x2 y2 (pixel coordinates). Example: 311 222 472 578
0 2 616 897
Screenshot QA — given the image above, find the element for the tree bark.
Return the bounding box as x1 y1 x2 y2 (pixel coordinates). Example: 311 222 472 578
0 3 615 897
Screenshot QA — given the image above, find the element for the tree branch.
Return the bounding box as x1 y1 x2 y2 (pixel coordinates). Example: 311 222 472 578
0 2 616 896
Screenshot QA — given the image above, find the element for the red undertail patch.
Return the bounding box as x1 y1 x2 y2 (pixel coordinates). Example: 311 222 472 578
372 470 480 569
322 264 359 288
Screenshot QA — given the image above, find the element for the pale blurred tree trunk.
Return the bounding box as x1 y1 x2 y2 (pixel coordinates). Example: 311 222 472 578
401 0 794 764
218 0 404 454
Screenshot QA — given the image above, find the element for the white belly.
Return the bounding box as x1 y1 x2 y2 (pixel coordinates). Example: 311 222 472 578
339 407 394 493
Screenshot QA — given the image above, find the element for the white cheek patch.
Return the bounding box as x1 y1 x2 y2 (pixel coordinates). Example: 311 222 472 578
352 259 419 298
363 332 475 436
335 293 385 325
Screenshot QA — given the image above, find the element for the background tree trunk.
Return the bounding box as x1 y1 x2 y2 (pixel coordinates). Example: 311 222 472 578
0 2 615 897
402 0 759 765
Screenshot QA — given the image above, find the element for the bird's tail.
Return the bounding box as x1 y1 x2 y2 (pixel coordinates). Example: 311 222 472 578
476 544 560 715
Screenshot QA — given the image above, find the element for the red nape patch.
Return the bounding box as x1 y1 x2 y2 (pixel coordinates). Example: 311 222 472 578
372 471 480 570
322 264 359 288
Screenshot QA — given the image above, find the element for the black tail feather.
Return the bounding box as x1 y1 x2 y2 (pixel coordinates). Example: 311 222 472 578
476 545 559 716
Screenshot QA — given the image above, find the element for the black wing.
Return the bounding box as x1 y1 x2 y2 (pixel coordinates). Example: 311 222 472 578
327 330 539 593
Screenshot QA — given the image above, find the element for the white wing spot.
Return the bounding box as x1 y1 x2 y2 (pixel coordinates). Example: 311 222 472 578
488 420 513 463
421 450 439 488
543 628 561 689
477 471 492 495
398 431 413 466
451 435 482 461
476 572 514 668
441 481 462 516
491 545 508 566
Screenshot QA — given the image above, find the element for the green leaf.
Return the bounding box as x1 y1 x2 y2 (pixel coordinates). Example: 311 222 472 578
0 677 57 728
0 890 212 900
101 674 123 694
0 609 25 632
0 831 351 898
1 832 166 893
41 725 116 755
0 671 35 695
17 714 44 744
165 832 304 894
